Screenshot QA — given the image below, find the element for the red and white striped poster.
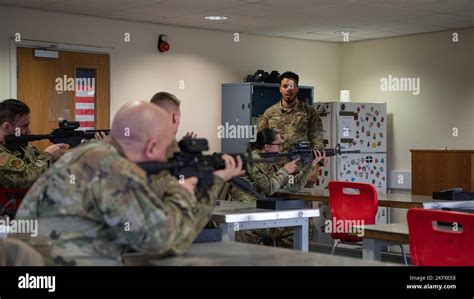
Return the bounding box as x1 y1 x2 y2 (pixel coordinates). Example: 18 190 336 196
75 85 95 130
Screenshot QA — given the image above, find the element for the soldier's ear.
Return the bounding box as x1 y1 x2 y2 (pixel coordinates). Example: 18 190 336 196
263 144 271 152
144 138 158 159
171 112 178 125
1 121 11 132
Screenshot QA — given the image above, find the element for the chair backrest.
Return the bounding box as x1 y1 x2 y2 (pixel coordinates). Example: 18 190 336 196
0 188 27 217
407 208 474 266
328 181 378 241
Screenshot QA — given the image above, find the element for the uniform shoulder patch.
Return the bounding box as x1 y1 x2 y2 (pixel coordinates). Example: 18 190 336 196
7 157 25 171
129 164 146 179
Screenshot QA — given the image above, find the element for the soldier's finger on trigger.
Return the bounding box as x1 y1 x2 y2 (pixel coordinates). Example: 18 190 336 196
229 155 236 168
224 155 233 169
236 156 243 174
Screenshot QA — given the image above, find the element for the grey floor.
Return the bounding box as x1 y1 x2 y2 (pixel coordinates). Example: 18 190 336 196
309 242 411 265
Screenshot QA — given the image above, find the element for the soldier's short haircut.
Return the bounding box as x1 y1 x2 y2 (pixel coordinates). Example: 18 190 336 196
150 92 181 113
0 99 30 124
251 128 277 150
279 71 299 86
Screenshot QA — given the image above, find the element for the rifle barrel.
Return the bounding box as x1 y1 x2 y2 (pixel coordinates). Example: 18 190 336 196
5 134 52 143
136 161 175 174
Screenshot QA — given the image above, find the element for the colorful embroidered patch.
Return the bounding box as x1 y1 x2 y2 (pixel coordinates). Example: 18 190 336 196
7 157 25 169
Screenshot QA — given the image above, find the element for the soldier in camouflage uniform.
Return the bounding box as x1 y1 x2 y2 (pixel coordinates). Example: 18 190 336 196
150 91 197 159
0 99 65 190
257 72 325 243
223 128 325 248
16 101 243 266
257 71 324 152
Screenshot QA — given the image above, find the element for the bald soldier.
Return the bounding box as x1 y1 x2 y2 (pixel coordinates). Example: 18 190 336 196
257 71 324 152
16 101 243 266
0 99 65 189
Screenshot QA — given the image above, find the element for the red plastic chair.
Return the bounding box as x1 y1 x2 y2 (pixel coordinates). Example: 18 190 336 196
328 181 378 254
407 208 474 266
0 188 27 218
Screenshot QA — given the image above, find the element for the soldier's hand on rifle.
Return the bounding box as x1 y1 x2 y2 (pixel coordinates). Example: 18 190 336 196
180 177 198 194
94 131 108 141
312 150 326 167
213 154 244 181
283 158 300 174
45 143 66 161
184 131 197 139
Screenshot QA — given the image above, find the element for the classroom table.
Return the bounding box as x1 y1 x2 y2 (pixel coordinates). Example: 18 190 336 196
211 201 319 252
354 223 409 262
148 241 396 266
279 189 438 209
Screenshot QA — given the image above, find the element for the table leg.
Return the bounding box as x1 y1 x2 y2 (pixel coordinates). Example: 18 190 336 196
220 222 236 241
293 218 308 252
363 238 383 261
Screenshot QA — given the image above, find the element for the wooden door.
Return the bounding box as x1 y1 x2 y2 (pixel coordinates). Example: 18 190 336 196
17 47 110 150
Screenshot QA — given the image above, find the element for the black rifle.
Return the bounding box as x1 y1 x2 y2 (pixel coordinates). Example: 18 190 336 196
137 138 273 189
259 141 360 164
4 120 110 149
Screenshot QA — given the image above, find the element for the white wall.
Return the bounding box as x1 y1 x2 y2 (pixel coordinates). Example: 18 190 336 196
340 28 474 172
0 5 341 152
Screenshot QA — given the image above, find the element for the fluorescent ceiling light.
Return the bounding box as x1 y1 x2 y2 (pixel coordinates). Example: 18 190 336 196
205 16 228 21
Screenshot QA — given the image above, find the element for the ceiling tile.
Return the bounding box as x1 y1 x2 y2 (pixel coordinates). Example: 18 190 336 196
59 0 162 11
449 9 474 17
138 0 246 12
126 3 206 17
401 13 472 26
351 21 435 31
388 25 447 33
1 0 473 42
97 11 166 22
39 2 117 15
442 20 474 29
352 0 442 8
0 0 60 7
408 0 474 13
254 0 352 11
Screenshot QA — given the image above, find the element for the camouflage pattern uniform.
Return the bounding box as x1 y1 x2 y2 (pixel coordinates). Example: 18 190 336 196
223 149 316 248
165 138 180 159
0 143 54 189
16 139 224 266
257 99 324 151
257 98 324 243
